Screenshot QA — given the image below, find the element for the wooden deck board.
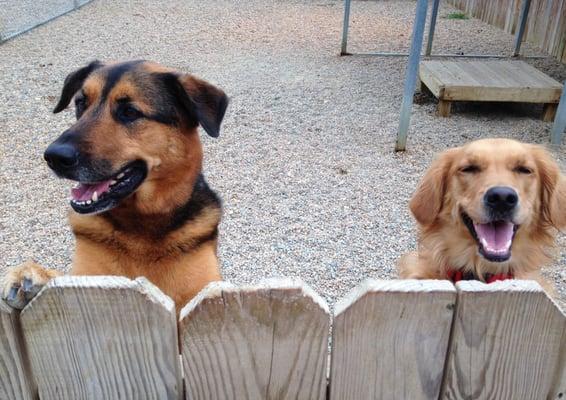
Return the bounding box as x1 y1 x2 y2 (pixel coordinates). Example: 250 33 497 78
419 61 562 104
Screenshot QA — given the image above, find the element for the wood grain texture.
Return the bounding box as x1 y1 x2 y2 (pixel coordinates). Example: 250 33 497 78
543 103 558 122
420 61 562 103
330 279 456 400
438 100 452 117
180 278 330 400
441 280 566 400
0 301 36 400
20 276 181 400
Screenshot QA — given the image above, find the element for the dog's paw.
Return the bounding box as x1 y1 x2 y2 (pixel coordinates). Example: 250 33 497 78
2 261 61 309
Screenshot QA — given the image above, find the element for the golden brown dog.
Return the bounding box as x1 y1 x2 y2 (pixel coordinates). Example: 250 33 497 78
398 138 566 293
2 60 228 311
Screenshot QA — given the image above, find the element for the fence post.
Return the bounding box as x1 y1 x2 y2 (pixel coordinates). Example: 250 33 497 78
330 279 456 400
440 280 565 399
0 301 36 400
180 279 330 400
20 276 182 400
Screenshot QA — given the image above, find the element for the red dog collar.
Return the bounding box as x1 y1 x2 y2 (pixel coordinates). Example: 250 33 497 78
446 269 514 283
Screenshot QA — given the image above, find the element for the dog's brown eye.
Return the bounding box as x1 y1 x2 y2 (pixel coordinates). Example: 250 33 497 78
74 96 87 118
514 166 532 174
460 165 480 173
117 104 143 124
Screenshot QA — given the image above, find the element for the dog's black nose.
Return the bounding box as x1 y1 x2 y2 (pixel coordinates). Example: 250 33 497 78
484 186 518 213
44 143 79 171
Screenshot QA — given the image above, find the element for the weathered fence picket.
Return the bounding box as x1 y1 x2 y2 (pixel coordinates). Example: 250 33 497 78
329 279 456 400
440 280 566 400
0 276 563 400
0 300 35 400
179 279 330 400
20 276 182 400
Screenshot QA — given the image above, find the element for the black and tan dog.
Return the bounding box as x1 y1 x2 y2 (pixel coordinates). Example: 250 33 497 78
2 60 228 311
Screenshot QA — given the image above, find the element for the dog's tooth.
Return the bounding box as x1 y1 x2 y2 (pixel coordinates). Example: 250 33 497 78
86 200 92 205
117 173 125 179
92 191 98 202
109 180 117 186
480 238 488 248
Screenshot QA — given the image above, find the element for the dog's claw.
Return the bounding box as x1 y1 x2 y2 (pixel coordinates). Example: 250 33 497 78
22 278 33 292
7 286 19 302
2 261 59 310
5 285 27 310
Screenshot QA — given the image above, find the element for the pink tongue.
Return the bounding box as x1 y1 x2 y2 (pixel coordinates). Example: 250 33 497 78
71 180 112 201
473 221 514 252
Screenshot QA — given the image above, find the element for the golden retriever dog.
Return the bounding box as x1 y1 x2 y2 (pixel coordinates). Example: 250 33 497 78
399 138 566 293
2 60 228 311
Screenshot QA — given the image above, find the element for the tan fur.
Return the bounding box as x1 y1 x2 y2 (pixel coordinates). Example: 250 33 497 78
399 138 566 294
3 62 226 312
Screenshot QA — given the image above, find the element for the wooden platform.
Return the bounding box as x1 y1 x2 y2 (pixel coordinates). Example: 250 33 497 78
419 60 563 120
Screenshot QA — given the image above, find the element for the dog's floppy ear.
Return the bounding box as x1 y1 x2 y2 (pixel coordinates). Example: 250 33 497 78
160 72 228 138
410 148 458 226
532 146 566 230
53 61 103 113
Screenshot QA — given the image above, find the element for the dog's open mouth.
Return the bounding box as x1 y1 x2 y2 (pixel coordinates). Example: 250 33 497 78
69 160 147 214
461 212 518 262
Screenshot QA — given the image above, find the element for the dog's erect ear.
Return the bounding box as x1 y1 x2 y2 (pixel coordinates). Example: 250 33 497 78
532 146 566 230
160 73 228 138
410 148 458 226
53 61 103 113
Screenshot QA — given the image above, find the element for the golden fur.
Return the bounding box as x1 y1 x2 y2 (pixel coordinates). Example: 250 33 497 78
398 138 566 293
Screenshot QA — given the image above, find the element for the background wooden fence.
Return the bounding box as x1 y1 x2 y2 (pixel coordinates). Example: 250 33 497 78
446 0 566 62
0 276 564 399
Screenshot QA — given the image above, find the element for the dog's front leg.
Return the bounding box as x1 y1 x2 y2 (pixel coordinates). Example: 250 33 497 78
2 261 62 309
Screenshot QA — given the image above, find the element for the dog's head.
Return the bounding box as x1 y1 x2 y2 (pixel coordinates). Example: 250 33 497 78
410 138 566 265
44 60 228 215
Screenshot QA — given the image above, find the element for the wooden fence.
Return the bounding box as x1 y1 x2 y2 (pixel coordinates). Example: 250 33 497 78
447 0 566 63
0 276 564 399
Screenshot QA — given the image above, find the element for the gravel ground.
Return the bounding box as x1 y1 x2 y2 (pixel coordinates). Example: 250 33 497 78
1 0 565 310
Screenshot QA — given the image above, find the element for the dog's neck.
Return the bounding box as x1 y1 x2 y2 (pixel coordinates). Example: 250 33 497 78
101 174 220 238
70 173 221 250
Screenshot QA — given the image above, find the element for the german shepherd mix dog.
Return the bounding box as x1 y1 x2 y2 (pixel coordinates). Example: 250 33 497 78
399 139 566 294
2 60 228 311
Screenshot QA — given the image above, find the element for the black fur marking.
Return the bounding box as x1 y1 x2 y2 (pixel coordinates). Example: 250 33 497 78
53 61 102 113
167 174 222 233
101 174 221 239
191 83 229 138
100 60 145 103
157 72 200 128
155 72 228 137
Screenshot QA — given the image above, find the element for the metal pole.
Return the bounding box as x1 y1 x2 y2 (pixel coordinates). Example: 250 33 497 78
341 0 352 55
513 0 531 56
425 0 441 56
395 0 428 151
551 82 566 145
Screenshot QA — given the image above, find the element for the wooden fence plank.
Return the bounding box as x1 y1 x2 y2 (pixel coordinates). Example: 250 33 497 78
441 280 566 400
447 0 566 62
330 279 456 400
180 278 330 400
0 301 36 400
20 276 181 400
